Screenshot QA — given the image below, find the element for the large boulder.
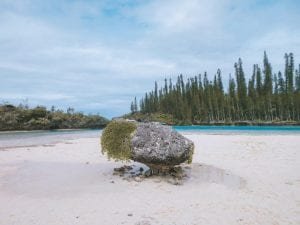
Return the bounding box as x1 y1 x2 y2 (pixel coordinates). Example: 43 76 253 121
101 120 194 174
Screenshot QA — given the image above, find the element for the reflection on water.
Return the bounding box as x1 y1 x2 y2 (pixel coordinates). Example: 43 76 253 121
185 163 246 189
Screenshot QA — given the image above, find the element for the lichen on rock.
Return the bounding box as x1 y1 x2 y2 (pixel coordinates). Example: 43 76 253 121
131 122 194 173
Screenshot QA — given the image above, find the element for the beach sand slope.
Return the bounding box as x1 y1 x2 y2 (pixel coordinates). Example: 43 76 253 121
0 134 299 225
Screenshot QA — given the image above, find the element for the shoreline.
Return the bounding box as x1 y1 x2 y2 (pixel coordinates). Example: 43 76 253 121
1 122 300 133
1 128 300 150
0 130 102 150
0 137 98 151
0 128 103 133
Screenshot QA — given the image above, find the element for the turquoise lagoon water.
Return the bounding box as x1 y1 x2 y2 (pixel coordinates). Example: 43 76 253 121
173 125 300 135
1 126 300 149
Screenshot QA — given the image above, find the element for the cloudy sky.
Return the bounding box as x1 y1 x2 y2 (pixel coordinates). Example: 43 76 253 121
0 0 299 118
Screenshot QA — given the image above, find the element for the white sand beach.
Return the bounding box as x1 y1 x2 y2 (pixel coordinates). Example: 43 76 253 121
0 133 299 225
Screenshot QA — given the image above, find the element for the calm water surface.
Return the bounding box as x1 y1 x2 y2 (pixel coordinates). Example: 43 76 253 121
0 129 102 149
1 126 300 149
174 125 300 135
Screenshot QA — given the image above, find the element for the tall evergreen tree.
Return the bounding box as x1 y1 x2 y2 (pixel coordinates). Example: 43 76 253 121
234 58 248 118
263 51 273 96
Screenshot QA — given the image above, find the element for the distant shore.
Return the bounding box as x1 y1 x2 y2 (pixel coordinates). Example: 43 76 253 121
0 104 109 132
185 121 300 126
123 112 300 126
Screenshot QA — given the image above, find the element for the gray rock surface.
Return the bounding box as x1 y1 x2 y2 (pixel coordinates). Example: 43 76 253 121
131 122 194 169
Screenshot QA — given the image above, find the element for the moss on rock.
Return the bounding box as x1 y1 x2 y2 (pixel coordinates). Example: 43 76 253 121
101 120 137 161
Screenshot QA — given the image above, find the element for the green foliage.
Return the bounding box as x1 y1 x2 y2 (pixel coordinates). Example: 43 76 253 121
101 120 136 161
0 104 109 131
124 112 176 125
134 52 300 124
130 97 138 114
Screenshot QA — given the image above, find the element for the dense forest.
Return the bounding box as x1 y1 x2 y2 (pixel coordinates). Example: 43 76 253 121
130 52 300 125
0 104 109 131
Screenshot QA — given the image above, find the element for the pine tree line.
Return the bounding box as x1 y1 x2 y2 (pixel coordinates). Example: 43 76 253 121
131 52 300 124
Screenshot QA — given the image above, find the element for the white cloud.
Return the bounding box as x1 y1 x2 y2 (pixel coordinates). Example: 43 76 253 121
0 93 73 101
127 0 230 33
0 0 299 118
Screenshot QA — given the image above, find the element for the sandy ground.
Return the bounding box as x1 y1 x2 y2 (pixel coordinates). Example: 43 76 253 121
0 134 299 225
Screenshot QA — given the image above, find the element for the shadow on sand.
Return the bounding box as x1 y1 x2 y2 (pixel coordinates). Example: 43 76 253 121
0 161 246 198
